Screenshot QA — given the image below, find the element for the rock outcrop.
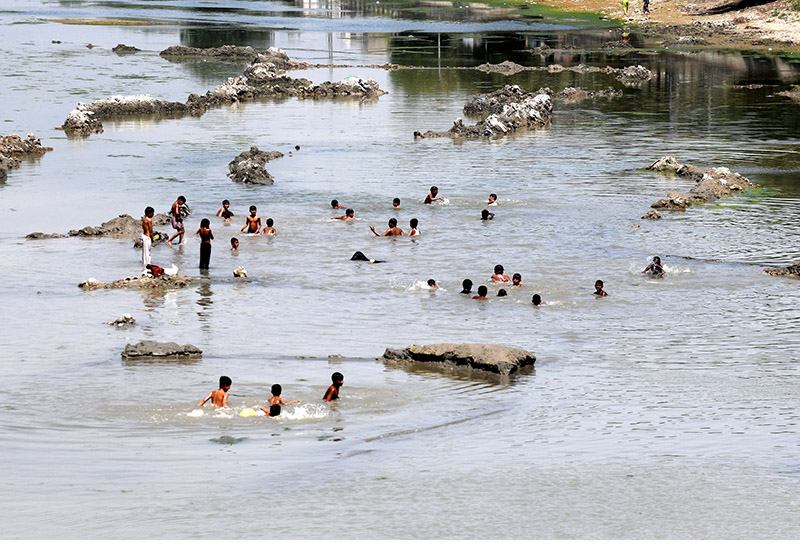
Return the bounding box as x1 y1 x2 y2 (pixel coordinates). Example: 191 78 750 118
606 65 653 86
0 133 52 181
121 340 202 359
764 262 800 278
415 86 552 140
112 44 141 53
380 343 535 377
642 209 663 220
79 273 194 291
778 87 800 101
61 48 385 136
28 213 170 241
647 156 756 210
227 145 283 185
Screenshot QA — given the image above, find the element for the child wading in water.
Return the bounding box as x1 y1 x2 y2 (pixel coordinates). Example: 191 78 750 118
370 218 403 236
263 218 276 236
241 205 261 234
323 372 344 402
594 280 608 297
216 199 234 221
198 376 232 407
197 218 213 270
168 195 187 245
332 208 355 221
267 384 299 406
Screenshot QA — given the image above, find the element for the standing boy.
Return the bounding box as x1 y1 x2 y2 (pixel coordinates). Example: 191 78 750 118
141 206 155 268
167 195 187 245
241 205 261 234
196 218 213 270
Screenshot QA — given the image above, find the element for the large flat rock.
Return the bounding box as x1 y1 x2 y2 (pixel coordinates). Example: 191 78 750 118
121 341 202 359
380 343 535 377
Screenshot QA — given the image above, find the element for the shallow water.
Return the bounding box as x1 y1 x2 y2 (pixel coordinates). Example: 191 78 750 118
2 0 800 538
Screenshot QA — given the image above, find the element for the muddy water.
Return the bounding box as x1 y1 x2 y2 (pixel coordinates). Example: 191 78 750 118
2 0 800 538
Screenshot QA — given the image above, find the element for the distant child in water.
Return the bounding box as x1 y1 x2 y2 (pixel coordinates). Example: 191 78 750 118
473 285 488 300
427 279 437 289
461 279 473 294
497 289 507 297
263 218 276 236
642 256 664 276
492 265 510 283
332 208 355 221
259 404 281 417
594 280 608 297
323 372 344 402
370 218 403 236
408 218 420 236
231 237 239 251
487 193 497 206
393 198 401 209
481 209 495 221
267 384 299 406
331 199 345 209
532 294 546 306
216 199 234 221
196 218 213 270
241 205 261 234
424 186 444 204
198 376 231 407
512 273 523 287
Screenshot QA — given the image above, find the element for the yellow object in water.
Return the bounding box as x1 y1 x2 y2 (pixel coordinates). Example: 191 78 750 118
238 408 258 418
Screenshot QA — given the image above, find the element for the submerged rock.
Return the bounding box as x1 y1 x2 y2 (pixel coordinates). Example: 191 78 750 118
161 45 293 69
108 313 136 326
0 133 52 181
606 65 653 86
416 87 552 140
79 273 195 291
227 145 284 185
121 340 202 359
61 95 187 135
778 87 800 101
764 262 800 278
642 209 663 220
647 156 756 210
554 86 623 101
380 343 536 377
112 44 141 53
475 61 529 75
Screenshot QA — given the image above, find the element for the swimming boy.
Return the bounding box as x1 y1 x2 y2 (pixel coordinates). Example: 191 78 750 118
263 218 276 236
408 218 419 236
141 206 154 267
259 404 281 417
594 280 608 297
497 289 507 297
196 218 214 270
370 218 403 236
331 199 345 209
427 279 437 289
481 209 495 221
487 193 497 206
323 372 344 402
241 205 261 234
473 285 488 300
268 384 299 406
491 265 510 282
216 199 234 221
532 294 546 306
231 237 239 251
393 198 401 209
424 186 443 204
511 273 523 287
461 279 473 294
167 195 187 245
198 376 232 407
332 208 355 221
642 256 664 276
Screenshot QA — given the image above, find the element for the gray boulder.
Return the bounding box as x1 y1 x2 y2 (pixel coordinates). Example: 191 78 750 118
121 341 202 359
380 343 535 377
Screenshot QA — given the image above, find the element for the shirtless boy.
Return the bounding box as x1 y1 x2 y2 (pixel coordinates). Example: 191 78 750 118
331 199 345 209
263 218 276 236
424 186 444 204
167 196 187 245
267 384 299 406
198 376 232 407
141 206 154 267
487 193 497 206
323 372 344 402
473 285 488 300
216 199 234 221
481 209 495 221
594 280 608 297
370 218 403 236
332 208 355 221
491 265 510 282
408 218 419 236
241 206 261 234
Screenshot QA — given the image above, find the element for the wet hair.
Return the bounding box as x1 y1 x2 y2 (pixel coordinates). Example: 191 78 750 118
512 273 522 282
430 186 438 193
351 251 369 261
489 193 497 200
271 384 282 396
219 376 232 388
532 294 542 306
249 205 257 212
410 218 418 228
653 256 661 263
477 285 488 297
144 206 154 215
269 404 281 417
595 280 604 287
461 278 473 293
427 279 436 286
346 208 354 216
231 237 238 245
494 264 504 274
393 198 400 206
178 195 186 203
331 199 339 208
388 218 397 227
481 209 491 219
222 199 229 206
266 218 274 227
497 289 507 297
200 218 210 228
331 372 344 384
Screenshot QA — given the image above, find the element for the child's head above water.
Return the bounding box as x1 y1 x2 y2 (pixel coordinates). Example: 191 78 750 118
331 199 339 208
266 218 274 227
481 209 491 219
494 264 504 275
410 218 418 228
219 375 232 390
462 278 473 292
200 218 210 228
430 186 438 194
249 205 257 214
331 372 344 385
512 273 522 284
388 218 397 228
532 294 542 306
477 285 488 297
393 198 400 207
222 199 230 207
271 384 282 396
427 278 436 287
497 289 507 297
231 237 239 249
346 208 354 217
269 404 281 417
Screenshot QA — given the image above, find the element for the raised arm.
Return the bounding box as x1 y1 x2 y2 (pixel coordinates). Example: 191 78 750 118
198 391 213 407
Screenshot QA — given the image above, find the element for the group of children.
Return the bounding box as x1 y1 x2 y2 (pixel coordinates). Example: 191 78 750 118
198 372 345 416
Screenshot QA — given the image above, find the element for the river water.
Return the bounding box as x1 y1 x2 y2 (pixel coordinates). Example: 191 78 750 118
2 0 800 538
